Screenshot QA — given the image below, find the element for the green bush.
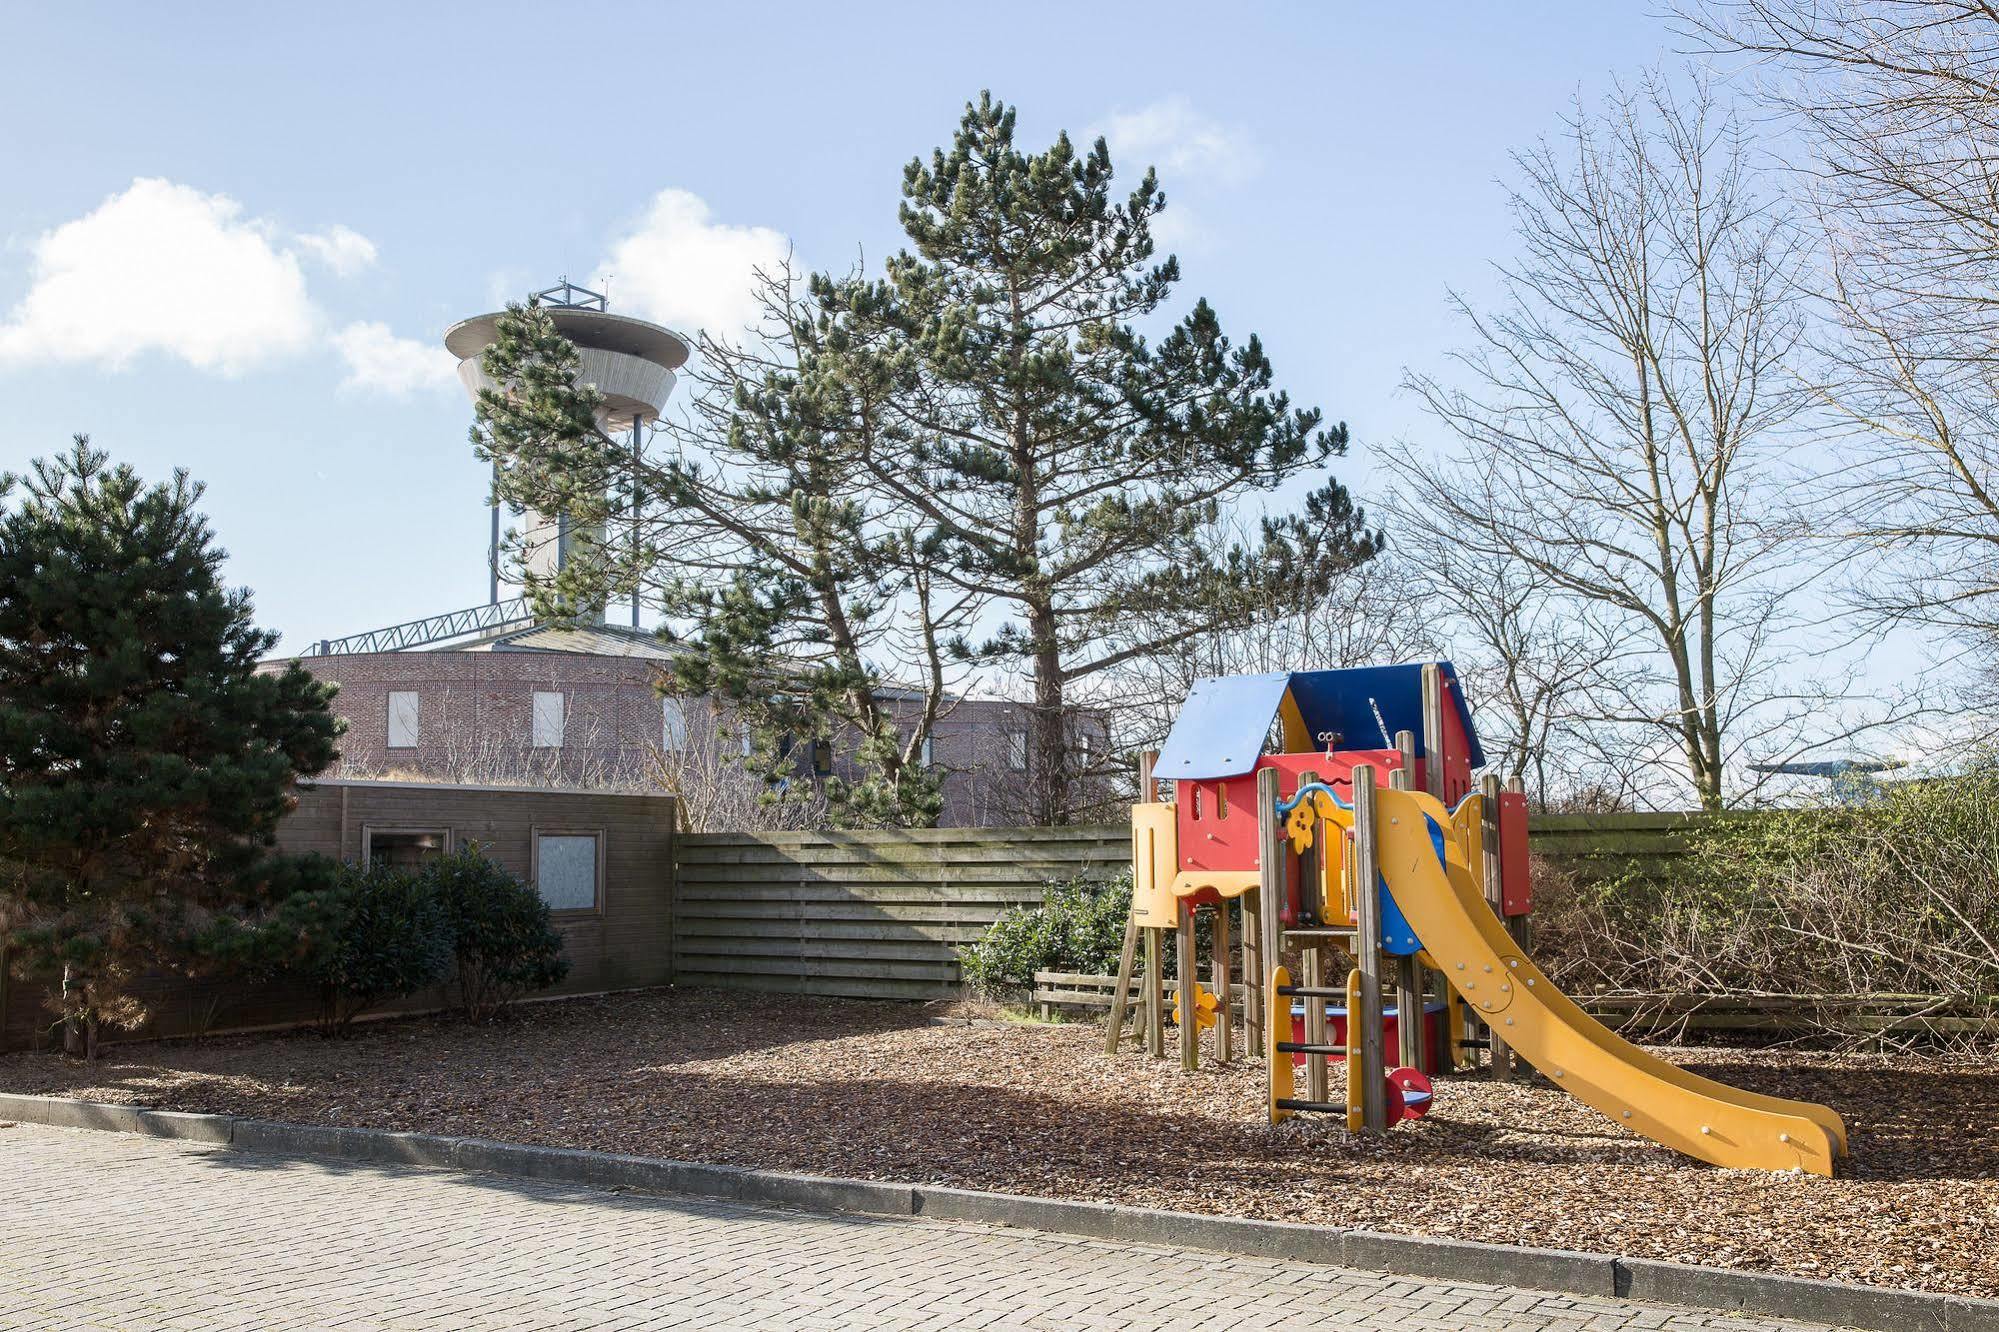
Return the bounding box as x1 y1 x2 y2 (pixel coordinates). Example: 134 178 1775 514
1532 772 1999 1046
958 872 1133 994
422 850 568 1021
302 863 455 1033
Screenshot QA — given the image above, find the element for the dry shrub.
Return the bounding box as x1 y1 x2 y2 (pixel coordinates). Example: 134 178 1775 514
1531 776 1999 1051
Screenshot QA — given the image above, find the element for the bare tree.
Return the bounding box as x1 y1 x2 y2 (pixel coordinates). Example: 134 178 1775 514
1090 508 1414 765
1687 4 1999 656
1385 513 1632 808
1386 73 1833 810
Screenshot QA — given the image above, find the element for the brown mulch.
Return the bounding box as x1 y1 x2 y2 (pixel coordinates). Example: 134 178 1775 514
0 989 1991 1298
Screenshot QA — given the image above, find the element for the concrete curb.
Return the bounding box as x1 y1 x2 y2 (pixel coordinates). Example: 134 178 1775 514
4 1092 1993 1332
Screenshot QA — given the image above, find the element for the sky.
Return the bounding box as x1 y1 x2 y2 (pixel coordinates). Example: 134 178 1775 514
0 3 1692 658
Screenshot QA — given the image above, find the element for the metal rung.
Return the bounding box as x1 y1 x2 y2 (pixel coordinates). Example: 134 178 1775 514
1276 985 1346 999
1275 1098 1345 1114
1456 1038 1490 1050
1277 1041 1345 1056
1284 928 1354 940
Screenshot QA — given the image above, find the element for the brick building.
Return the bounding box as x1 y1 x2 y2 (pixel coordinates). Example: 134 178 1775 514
277 621 1103 827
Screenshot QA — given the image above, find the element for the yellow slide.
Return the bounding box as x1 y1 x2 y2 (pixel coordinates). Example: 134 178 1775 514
1377 787 1848 1176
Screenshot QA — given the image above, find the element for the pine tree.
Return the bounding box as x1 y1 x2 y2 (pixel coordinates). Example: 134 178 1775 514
831 93 1371 821
473 289 958 829
0 439 341 1056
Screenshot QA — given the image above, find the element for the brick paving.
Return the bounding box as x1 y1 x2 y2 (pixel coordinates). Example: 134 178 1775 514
0 1123 1851 1331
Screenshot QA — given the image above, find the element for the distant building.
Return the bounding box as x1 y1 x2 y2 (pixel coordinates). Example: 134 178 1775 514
279 621 1104 827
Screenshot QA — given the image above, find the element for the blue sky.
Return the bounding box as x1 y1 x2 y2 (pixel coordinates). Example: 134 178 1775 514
0 3 1682 655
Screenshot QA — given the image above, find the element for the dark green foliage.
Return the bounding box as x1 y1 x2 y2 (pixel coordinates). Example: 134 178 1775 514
958 872 1133 993
424 849 568 1021
823 92 1375 822
301 863 455 1034
0 439 342 1057
471 301 951 830
471 94 1375 829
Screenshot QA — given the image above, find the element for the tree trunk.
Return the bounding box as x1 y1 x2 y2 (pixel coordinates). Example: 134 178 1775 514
60 963 84 1059
1026 596 1068 825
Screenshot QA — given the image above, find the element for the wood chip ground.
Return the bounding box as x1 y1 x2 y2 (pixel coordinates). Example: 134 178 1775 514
0 988 1989 1298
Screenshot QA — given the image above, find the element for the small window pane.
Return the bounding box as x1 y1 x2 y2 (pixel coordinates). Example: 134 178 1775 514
369 829 446 868
388 691 419 749
532 691 565 748
662 697 688 752
920 735 934 767
536 834 598 910
1007 729 1027 770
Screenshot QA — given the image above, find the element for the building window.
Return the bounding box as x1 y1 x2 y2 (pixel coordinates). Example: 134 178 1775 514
363 826 450 869
533 830 602 912
387 691 419 749
921 735 935 768
812 738 833 776
1008 728 1028 771
532 691 565 748
661 696 688 752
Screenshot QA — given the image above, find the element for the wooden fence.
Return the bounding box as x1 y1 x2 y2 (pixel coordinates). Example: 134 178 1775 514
668 812 1730 1002
670 825 1129 1000
1031 971 1999 1041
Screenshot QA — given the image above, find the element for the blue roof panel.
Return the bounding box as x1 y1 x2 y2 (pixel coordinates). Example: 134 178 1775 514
1152 662 1487 780
1153 672 1290 780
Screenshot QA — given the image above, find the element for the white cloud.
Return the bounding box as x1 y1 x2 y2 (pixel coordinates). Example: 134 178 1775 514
0 177 320 374
332 320 457 396
297 224 378 277
1097 96 1262 186
594 189 791 338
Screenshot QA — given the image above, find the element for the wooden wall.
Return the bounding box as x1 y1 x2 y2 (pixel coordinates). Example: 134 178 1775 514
668 813 1746 1002
670 826 1129 1000
1 779 677 1051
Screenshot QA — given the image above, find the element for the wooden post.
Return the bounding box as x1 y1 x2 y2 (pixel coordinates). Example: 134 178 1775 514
1177 907 1198 1072
1252 766 1282 1061
1384 742 1423 1069
1108 750 1158 1055
1506 773 1533 952
1420 662 1446 799
1480 772 1513 1081
1212 902 1233 1062
1106 920 1141 1054
1144 927 1165 1058
1352 763 1387 1132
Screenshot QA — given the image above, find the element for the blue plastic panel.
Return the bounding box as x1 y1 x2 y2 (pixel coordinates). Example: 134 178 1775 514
1284 662 1485 768
1152 672 1290 780
1154 661 1487 781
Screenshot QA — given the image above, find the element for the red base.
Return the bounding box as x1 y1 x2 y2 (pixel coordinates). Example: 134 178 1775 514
1290 1002 1445 1076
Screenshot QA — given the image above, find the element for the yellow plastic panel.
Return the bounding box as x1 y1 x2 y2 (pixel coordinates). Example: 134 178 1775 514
1268 964 1295 1123
1375 788 1847 1175
1130 803 1181 928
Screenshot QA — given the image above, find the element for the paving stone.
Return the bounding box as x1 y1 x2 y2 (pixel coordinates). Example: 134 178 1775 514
0 1123 1860 1331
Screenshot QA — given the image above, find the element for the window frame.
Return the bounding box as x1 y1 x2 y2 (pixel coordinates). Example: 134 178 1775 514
386 690 420 750
360 825 453 869
531 690 566 749
530 826 605 916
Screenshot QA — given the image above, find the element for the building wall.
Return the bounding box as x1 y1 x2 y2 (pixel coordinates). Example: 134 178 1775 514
289 650 1109 827
0 779 678 1052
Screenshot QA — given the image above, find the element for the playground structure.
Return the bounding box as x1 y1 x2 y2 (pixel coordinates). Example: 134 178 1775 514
1111 662 1849 1176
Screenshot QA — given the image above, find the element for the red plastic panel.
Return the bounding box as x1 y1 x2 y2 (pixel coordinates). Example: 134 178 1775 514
1499 789 1531 916
1174 774 1261 874
1436 677 1476 805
